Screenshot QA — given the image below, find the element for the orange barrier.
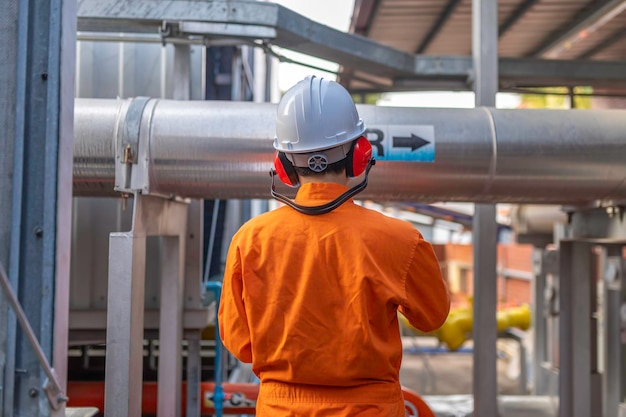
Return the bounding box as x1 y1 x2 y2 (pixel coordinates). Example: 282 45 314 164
67 381 258 415
67 381 433 416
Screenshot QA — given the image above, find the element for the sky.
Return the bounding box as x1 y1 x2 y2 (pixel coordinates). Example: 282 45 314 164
270 0 354 91
270 0 521 109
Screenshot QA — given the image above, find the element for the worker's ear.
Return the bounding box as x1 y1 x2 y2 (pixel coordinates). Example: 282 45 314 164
273 151 299 187
345 136 373 178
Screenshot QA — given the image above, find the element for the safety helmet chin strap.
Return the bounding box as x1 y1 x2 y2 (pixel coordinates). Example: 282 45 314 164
269 159 376 215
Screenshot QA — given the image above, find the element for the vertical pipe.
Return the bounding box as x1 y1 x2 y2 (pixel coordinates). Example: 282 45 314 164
472 0 499 415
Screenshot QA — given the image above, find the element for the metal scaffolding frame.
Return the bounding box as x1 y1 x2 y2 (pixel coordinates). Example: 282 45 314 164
75 0 626 92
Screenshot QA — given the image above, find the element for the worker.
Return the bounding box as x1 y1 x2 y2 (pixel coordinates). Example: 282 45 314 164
218 75 450 416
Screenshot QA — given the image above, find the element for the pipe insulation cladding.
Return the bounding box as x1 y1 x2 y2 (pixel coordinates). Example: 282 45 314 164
73 98 626 205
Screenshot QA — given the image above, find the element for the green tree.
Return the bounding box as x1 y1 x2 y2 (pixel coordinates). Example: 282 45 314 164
519 87 592 109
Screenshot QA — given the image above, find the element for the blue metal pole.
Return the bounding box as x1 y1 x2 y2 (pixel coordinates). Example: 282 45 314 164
204 281 224 417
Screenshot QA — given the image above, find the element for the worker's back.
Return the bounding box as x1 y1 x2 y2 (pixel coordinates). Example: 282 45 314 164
219 182 450 416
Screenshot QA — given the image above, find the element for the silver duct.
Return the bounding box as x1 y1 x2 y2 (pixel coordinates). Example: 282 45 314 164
74 98 626 205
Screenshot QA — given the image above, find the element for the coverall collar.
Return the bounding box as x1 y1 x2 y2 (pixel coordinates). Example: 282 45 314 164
294 182 353 206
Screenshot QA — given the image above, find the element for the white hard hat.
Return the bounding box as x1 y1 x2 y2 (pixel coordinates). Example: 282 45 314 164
274 76 366 158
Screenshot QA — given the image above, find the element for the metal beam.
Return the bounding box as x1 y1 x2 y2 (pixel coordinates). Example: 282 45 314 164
416 0 462 54
499 0 540 37
531 0 626 58
75 0 626 90
342 0 381 87
499 56 626 87
77 0 416 78
350 0 381 35
395 55 626 91
578 27 626 59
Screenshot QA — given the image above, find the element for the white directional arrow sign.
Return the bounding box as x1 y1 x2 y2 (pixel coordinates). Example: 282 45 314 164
364 125 435 162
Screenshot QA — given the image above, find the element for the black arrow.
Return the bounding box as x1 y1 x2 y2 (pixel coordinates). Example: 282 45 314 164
392 134 430 151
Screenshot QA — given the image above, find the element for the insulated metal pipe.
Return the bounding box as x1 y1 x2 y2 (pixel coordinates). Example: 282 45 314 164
73 98 626 204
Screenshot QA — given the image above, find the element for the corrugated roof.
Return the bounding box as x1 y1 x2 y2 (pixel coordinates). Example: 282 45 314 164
342 0 626 93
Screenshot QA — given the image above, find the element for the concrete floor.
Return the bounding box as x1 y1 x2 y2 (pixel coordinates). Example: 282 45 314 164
399 337 558 417
399 337 522 396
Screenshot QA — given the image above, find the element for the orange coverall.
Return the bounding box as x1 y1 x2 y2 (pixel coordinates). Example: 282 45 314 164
219 182 450 416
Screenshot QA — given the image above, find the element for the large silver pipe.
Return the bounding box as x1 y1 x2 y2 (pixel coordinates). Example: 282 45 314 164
74 98 626 204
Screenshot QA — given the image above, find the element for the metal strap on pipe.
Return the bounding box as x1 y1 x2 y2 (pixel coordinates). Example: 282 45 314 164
116 96 150 192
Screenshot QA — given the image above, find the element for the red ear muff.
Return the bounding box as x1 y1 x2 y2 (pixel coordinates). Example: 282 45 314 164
274 151 299 187
345 136 373 178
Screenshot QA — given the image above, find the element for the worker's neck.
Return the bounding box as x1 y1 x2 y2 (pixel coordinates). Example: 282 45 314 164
299 172 349 186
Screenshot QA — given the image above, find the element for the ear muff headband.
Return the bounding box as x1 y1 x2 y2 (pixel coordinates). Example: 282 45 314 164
274 151 299 187
345 136 373 178
270 158 376 215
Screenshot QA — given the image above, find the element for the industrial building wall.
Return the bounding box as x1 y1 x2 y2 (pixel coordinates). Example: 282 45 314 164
434 243 533 308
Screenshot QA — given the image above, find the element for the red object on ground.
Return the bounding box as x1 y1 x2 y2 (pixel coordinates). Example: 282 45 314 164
67 381 433 416
402 386 436 417
67 381 258 415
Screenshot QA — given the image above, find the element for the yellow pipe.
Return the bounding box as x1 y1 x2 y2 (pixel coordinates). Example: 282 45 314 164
400 304 531 351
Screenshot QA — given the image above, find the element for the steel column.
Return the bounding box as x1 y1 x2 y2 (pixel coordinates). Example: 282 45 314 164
471 204 499 414
104 195 188 417
0 0 75 415
559 241 602 417
532 248 558 395
55 0 77 404
185 331 201 417
0 0 20 411
184 199 203 417
603 247 625 417
173 44 191 100
105 233 147 417
472 0 499 415
531 248 547 394
157 236 184 417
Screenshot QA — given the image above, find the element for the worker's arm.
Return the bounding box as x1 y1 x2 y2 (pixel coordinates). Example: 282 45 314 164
218 244 253 363
398 233 450 332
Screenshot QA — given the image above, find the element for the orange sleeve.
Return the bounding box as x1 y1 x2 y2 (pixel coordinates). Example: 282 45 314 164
398 234 450 332
218 244 253 363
